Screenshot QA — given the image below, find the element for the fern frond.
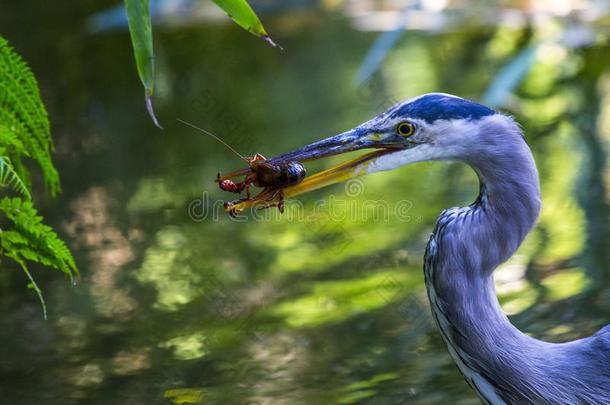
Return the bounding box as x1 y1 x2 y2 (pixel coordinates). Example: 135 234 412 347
0 197 77 278
0 156 31 198
0 36 59 195
0 38 76 318
0 124 26 155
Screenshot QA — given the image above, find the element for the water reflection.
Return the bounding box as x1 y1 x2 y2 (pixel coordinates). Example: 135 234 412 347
0 2 609 404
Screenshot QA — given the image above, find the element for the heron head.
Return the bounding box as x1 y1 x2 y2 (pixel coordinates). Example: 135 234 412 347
267 93 517 199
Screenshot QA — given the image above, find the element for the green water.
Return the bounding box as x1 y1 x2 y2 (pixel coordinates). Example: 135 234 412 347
1 3 609 404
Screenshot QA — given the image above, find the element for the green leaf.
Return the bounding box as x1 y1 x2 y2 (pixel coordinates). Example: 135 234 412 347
0 36 59 194
0 197 78 279
211 0 282 48
0 37 76 319
0 124 26 156
125 0 162 128
0 197 78 319
0 156 31 199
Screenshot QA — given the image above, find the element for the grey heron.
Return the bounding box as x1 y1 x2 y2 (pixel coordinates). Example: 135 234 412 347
256 93 610 404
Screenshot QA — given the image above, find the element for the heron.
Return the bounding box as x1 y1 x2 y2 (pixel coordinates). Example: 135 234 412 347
252 93 610 404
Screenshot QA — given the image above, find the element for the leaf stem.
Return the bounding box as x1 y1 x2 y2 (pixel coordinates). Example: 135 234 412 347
18 260 47 320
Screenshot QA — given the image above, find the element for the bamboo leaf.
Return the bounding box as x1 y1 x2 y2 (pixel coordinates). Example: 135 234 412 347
125 0 162 128
211 0 282 49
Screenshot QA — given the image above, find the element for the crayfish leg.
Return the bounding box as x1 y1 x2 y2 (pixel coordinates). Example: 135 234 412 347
217 167 251 181
223 201 243 218
223 187 286 215
243 174 257 199
252 188 285 213
250 153 267 162
278 191 285 213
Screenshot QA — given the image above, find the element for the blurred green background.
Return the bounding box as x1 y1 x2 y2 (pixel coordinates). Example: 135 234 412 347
1 1 610 404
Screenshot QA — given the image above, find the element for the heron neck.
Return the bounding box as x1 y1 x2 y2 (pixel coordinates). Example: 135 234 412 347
432 138 541 313
471 146 542 265
424 140 542 400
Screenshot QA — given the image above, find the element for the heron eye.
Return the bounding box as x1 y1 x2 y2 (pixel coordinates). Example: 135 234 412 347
396 121 415 137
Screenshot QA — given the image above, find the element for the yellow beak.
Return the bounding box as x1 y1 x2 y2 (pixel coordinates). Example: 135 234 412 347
224 150 392 213
221 126 411 214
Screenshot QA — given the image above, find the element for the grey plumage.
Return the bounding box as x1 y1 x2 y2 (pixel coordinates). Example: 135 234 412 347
420 103 610 404
273 93 610 404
